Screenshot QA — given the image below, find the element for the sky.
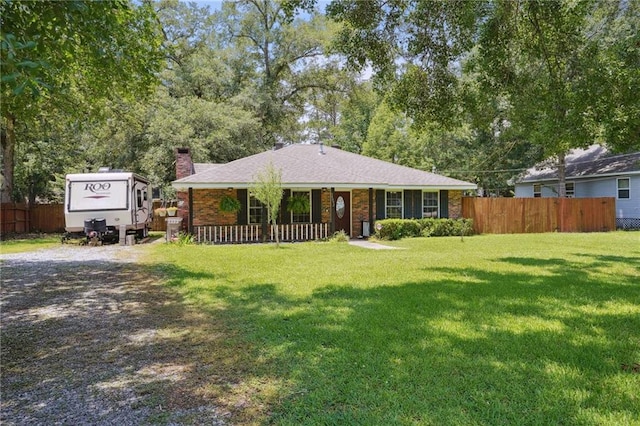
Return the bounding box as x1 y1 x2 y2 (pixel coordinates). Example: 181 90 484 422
178 0 372 79
185 0 222 9
182 0 333 14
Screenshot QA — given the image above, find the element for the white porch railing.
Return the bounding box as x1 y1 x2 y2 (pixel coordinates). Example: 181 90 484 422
194 223 330 244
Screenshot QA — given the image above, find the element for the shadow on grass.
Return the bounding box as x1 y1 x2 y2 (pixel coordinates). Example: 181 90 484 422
9 248 635 424
0 258 229 424
179 252 640 425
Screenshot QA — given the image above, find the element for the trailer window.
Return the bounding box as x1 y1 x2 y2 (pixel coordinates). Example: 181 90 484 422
137 189 143 208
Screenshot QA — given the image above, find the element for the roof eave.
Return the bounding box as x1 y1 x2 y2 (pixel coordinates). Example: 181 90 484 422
173 182 477 190
517 169 640 184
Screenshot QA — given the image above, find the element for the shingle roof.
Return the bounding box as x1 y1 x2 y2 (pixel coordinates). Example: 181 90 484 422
193 163 220 174
173 144 476 190
518 145 640 182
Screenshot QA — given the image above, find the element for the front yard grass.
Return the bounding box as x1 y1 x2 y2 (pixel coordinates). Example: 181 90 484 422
146 232 640 425
0 234 61 254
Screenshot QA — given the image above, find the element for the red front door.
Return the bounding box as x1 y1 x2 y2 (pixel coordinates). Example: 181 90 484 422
334 191 350 236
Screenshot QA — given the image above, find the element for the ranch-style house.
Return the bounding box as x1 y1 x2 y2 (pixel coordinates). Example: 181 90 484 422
171 144 477 243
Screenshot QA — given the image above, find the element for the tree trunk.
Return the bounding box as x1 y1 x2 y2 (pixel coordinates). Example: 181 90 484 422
272 219 280 247
1 114 16 203
557 152 566 198
28 189 37 207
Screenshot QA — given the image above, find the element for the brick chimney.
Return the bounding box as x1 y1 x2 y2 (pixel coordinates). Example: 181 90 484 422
174 147 193 232
175 147 193 179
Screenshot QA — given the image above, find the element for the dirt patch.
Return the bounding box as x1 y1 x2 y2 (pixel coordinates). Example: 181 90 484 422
1 246 229 425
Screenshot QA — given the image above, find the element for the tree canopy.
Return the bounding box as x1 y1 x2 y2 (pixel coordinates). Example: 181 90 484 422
3 0 638 203
327 0 640 193
1 0 164 202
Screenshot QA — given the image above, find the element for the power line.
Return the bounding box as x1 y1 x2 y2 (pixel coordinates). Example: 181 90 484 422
438 167 528 174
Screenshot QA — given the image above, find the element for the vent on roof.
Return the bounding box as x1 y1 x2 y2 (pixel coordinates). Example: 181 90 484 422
274 142 285 150
331 144 341 150
319 143 325 155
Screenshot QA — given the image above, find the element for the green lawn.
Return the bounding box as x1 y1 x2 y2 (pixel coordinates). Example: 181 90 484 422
148 232 640 425
0 234 61 254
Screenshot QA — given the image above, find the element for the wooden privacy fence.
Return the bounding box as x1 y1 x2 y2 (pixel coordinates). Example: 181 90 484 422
1 203 66 234
30 204 66 232
462 197 616 234
1 202 168 236
1 203 30 234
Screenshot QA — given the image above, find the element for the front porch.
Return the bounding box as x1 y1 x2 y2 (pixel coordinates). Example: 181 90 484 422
179 187 465 242
194 222 330 244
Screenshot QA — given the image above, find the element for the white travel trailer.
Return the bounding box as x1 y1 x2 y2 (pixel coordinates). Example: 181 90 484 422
64 171 153 243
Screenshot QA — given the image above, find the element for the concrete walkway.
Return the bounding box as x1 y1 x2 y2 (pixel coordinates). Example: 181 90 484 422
348 239 403 250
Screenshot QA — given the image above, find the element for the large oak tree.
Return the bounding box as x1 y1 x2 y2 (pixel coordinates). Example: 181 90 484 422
1 0 163 202
325 0 640 194
216 0 342 145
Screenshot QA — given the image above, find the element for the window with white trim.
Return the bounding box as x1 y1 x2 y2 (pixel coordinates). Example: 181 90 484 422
249 195 263 224
565 182 575 198
618 178 630 199
386 191 402 219
422 191 438 218
291 191 311 223
533 184 542 198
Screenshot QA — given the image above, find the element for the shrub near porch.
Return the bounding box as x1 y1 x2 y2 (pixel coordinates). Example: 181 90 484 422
375 218 474 240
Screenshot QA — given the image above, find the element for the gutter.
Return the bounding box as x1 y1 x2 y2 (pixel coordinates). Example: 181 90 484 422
517 170 640 184
172 182 478 191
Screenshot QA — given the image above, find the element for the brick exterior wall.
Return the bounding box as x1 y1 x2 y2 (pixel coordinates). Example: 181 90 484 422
448 190 463 219
351 189 371 237
192 189 237 226
177 190 189 229
321 190 331 224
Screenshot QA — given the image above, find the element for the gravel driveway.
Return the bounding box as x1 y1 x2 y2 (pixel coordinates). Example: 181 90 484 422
1 243 227 425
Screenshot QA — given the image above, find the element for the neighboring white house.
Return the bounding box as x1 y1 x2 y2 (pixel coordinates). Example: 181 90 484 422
514 145 640 229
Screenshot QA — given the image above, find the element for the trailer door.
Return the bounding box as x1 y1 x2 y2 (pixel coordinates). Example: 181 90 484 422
133 179 151 226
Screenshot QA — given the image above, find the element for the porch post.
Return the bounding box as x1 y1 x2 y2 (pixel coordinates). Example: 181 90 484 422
330 187 335 234
188 187 193 234
368 188 374 228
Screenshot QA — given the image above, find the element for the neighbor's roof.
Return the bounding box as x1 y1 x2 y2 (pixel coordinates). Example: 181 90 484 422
517 145 640 183
173 144 476 190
